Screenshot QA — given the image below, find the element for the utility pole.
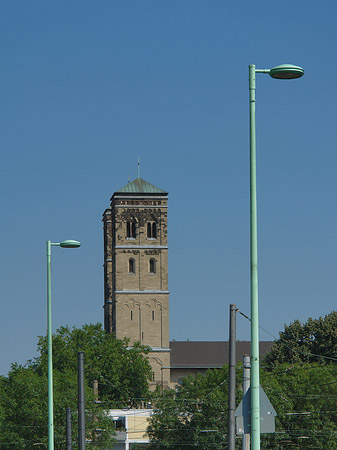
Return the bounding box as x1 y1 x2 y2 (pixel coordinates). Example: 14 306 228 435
228 304 237 450
66 408 72 450
78 352 86 450
242 355 251 450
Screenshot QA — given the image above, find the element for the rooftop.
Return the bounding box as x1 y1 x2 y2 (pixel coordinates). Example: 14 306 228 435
169 341 273 368
115 177 167 195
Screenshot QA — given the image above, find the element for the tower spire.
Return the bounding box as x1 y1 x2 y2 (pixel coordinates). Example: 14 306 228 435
138 156 140 178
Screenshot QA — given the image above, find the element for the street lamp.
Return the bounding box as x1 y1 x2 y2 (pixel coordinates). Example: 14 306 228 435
47 239 81 450
249 64 303 450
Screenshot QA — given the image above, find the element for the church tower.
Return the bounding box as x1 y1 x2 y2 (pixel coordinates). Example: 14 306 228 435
103 177 170 389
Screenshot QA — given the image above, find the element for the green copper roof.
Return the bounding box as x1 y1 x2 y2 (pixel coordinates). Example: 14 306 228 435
117 177 167 194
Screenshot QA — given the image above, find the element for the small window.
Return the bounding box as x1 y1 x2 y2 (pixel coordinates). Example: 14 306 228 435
149 258 156 274
129 258 135 274
113 417 126 430
152 311 155 321
131 311 133 320
127 221 136 239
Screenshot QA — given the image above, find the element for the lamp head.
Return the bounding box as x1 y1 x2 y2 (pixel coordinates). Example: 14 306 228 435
60 240 81 248
269 64 304 79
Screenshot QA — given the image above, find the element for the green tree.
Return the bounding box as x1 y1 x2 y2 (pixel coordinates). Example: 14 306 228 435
0 364 116 450
260 363 337 449
36 323 152 404
265 311 337 366
0 365 46 449
147 366 232 449
0 323 152 450
147 362 337 449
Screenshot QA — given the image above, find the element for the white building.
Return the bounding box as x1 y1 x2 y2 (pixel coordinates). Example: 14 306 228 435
108 408 153 449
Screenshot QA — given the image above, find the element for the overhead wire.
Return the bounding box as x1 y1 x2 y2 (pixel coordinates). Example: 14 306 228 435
237 308 337 363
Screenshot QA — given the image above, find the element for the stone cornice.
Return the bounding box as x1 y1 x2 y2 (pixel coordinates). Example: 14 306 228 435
115 245 168 249
115 290 169 294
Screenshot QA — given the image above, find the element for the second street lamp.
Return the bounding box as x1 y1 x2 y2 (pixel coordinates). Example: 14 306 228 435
249 64 303 450
47 239 81 450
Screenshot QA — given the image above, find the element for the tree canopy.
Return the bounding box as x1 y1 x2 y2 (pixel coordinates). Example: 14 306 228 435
36 323 152 403
147 363 337 449
145 312 337 448
0 323 152 450
147 366 231 449
264 311 337 366
260 363 337 449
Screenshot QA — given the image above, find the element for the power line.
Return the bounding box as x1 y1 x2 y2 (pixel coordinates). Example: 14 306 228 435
237 308 337 363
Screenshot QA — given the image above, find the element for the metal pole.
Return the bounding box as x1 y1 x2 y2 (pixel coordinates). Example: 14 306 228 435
66 408 72 450
242 355 251 450
78 352 86 450
249 64 261 450
47 240 54 450
46 239 80 450
228 304 237 450
161 367 164 395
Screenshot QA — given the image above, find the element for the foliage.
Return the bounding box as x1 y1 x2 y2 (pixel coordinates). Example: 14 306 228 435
260 363 337 449
147 366 233 449
0 363 111 450
0 323 152 450
0 365 47 449
147 362 337 450
36 323 152 404
265 311 337 366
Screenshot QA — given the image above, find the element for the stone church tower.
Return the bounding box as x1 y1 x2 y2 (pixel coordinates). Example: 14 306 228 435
103 177 170 389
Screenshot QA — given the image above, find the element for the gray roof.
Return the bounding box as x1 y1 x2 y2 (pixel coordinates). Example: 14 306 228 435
116 177 167 195
169 341 273 368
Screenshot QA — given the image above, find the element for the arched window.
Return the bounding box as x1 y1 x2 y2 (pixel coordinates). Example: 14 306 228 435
129 258 135 274
127 221 136 239
149 258 156 274
147 221 157 239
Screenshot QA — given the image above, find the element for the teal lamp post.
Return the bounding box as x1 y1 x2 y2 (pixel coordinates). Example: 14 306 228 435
46 239 81 450
249 64 303 450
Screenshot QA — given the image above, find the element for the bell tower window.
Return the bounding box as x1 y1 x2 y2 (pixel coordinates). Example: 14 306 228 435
127 221 136 239
147 222 157 239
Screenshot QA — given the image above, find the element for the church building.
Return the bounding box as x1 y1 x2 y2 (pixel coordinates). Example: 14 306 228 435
103 177 273 391
103 177 170 389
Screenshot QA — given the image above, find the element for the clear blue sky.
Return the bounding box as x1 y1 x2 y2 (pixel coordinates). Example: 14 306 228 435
1 1 336 376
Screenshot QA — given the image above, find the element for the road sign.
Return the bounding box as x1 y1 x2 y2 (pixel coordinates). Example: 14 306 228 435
235 386 276 434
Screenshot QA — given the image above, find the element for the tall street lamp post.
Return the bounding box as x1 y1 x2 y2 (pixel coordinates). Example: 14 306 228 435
249 64 304 450
47 239 81 450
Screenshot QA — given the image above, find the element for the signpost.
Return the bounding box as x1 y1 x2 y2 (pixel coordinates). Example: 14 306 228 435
235 386 277 435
